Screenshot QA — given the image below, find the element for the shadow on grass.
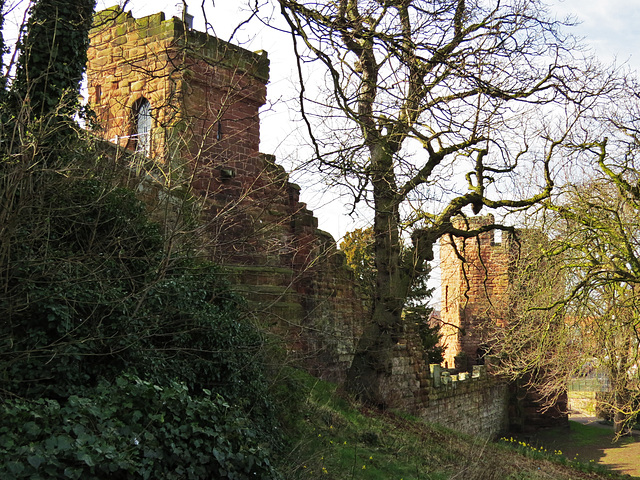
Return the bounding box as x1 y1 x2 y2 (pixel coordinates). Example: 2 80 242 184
517 420 640 478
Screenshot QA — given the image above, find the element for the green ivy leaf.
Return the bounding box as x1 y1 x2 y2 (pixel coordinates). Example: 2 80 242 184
23 421 41 436
77 451 95 467
27 455 45 469
7 461 25 475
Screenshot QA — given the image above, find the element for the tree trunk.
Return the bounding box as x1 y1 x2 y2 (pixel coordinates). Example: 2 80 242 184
613 390 630 436
345 145 411 405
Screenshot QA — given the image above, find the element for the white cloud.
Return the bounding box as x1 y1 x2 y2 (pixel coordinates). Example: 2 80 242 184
553 0 640 70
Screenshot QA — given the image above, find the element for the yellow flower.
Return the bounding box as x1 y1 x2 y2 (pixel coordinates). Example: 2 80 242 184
369 456 373 460
362 465 366 470
322 467 328 474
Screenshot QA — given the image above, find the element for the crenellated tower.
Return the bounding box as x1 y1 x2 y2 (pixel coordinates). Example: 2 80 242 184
87 7 269 199
439 214 516 369
86 7 366 383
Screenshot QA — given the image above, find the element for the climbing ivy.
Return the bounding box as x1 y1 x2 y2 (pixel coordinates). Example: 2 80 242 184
0 375 281 480
11 0 96 119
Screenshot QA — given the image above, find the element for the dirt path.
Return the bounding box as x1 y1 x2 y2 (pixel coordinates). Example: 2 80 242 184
522 416 640 478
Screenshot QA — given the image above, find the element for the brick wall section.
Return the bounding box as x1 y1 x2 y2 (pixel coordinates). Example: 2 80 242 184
427 367 509 439
374 326 509 438
87 7 365 385
87 6 269 199
439 215 514 369
88 9 180 159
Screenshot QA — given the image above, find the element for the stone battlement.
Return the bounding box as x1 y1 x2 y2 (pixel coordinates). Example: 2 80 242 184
88 9 564 439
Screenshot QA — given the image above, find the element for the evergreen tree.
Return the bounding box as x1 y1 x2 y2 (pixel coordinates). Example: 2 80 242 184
341 227 443 364
11 0 95 120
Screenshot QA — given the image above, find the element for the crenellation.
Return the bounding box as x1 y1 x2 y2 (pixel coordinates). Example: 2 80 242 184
88 7 560 439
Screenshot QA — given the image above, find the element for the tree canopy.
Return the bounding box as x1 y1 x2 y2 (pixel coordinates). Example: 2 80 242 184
494 82 640 435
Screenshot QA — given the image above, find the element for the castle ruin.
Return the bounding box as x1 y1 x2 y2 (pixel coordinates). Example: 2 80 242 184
87 7 566 437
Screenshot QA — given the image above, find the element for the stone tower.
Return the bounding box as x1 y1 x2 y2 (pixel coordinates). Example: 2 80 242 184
439 215 515 369
86 7 367 383
86 7 269 201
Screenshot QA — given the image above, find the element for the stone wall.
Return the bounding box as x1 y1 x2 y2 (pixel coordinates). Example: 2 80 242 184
375 329 509 438
87 7 365 385
427 364 509 438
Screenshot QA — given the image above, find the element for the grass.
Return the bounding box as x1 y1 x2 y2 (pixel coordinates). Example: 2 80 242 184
275 369 633 480
565 421 618 446
509 420 640 477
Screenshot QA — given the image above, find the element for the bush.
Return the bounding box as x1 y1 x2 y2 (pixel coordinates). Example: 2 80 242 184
0 374 281 480
0 178 285 476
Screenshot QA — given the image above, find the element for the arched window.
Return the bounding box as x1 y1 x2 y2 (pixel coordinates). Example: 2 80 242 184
132 98 151 155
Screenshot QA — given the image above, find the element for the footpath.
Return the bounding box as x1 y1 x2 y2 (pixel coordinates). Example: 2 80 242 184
564 415 640 477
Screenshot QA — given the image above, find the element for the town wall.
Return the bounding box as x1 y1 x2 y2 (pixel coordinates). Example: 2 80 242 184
372 327 508 438
439 217 568 431
87 6 365 385
86 8 557 439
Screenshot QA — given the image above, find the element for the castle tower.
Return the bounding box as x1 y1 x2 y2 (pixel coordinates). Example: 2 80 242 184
85 7 367 383
439 215 515 369
86 7 269 199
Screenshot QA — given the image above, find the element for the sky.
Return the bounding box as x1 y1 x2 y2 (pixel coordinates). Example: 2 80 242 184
4 0 640 303
82 0 640 242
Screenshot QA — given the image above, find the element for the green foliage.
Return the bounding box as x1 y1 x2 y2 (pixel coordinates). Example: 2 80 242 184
11 0 96 119
0 134 284 472
340 227 442 362
340 228 376 301
0 374 281 480
0 94 282 469
0 164 278 429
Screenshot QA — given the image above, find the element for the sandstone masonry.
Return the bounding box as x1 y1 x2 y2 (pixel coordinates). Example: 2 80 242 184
87 6 365 383
87 7 565 439
439 215 514 369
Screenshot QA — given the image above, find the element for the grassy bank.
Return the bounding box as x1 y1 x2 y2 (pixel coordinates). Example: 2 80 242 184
277 370 633 480
510 420 640 478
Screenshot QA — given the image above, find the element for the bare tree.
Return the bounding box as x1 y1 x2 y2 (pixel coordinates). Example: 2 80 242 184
496 142 640 436
553 180 640 435
275 0 610 403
